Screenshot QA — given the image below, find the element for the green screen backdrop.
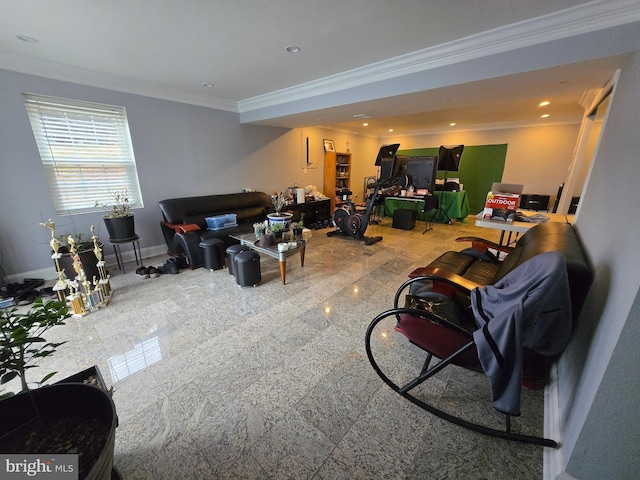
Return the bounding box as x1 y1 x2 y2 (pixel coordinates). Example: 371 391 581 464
398 144 508 214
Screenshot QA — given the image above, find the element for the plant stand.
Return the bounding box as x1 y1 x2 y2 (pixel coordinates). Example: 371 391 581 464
108 235 142 274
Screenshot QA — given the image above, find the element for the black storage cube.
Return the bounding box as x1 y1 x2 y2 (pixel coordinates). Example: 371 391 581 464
226 244 251 275
234 250 261 287
199 238 225 271
392 208 417 230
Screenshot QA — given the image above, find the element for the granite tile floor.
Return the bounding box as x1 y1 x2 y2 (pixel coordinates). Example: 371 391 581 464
17 216 546 479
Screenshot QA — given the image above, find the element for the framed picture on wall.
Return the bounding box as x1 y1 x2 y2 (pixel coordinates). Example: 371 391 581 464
323 139 335 152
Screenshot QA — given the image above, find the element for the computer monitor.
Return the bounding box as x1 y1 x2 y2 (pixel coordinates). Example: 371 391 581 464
405 156 437 192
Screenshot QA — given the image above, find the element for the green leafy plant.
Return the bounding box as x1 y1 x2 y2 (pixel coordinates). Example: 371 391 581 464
57 232 94 252
270 222 284 233
0 299 70 398
95 188 134 218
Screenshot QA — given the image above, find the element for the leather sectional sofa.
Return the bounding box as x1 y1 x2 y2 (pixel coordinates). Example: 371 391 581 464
410 221 593 323
158 191 272 268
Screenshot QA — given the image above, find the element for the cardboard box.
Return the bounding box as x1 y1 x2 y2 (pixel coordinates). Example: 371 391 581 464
482 183 523 222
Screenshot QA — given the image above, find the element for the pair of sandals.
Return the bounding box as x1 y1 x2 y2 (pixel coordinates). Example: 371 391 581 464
1 278 44 299
15 285 57 306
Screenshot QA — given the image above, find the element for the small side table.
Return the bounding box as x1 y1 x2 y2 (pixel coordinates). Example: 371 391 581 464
108 235 141 274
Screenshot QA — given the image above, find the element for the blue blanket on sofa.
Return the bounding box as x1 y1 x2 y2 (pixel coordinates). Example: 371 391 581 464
471 251 572 415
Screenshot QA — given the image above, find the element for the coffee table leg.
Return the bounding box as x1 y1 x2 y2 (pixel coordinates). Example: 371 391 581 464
279 260 286 284
299 245 306 267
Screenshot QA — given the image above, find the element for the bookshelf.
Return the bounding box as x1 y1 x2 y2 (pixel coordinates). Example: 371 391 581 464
324 151 352 210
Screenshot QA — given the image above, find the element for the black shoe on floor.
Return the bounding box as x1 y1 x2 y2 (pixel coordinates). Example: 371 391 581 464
17 289 39 306
159 261 179 274
136 266 150 279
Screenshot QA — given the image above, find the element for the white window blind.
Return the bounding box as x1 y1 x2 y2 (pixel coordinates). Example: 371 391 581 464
23 93 143 215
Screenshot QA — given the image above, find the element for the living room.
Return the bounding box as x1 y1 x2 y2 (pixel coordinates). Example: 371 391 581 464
1 2 639 479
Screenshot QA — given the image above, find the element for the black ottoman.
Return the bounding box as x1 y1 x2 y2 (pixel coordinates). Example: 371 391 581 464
234 250 261 287
392 208 417 230
226 244 251 275
199 238 225 271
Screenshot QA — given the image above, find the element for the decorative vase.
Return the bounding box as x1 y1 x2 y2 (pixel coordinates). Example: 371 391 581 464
103 215 135 240
267 212 293 232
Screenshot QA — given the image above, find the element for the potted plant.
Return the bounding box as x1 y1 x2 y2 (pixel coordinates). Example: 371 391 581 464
270 221 284 241
0 298 69 396
96 188 136 240
267 192 293 231
293 214 305 239
55 231 103 283
0 299 118 479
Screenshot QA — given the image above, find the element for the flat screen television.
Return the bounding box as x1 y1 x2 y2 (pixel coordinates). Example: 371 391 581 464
405 155 438 193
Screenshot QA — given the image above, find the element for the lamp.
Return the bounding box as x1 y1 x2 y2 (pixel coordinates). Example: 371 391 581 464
375 143 400 166
435 145 464 224
375 143 400 183
437 144 464 183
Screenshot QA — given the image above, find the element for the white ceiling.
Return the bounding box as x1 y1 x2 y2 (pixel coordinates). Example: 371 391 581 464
1 0 639 137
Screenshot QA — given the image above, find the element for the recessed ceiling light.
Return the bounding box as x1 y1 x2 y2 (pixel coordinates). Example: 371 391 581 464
285 46 300 53
449 122 456 126
388 129 394 132
16 35 38 44
541 114 550 118
362 122 369 126
202 83 214 88
539 101 550 107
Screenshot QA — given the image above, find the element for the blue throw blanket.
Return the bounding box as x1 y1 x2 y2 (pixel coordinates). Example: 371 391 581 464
471 251 571 415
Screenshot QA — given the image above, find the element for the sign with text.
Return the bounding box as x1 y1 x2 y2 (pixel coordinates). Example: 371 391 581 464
1 455 78 479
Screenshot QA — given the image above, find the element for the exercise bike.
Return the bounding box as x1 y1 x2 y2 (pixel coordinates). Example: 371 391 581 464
326 177 400 245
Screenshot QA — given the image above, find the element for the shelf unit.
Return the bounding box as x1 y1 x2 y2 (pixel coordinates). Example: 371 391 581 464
324 151 352 210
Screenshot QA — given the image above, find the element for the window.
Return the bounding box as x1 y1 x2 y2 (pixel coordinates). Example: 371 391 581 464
23 93 143 215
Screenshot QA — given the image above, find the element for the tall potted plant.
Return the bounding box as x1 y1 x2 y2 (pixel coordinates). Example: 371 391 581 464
267 192 293 231
97 188 136 240
0 299 118 479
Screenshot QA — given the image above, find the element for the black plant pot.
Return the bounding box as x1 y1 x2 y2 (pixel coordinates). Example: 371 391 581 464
56 244 103 283
103 216 135 241
0 383 117 480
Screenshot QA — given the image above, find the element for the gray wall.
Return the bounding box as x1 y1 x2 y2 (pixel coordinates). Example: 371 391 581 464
559 49 640 479
0 68 327 278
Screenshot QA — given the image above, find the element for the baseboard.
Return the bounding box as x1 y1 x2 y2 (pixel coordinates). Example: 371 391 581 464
544 362 568 480
4 243 168 283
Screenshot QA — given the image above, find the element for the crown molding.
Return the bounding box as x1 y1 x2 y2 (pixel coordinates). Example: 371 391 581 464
376 119 582 139
238 0 640 113
0 53 238 112
1 0 637 113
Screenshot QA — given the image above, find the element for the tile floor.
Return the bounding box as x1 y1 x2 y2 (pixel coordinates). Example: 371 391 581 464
10 217 546 479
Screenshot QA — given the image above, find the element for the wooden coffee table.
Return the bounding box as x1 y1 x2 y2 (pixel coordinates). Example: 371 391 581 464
230 231 311 284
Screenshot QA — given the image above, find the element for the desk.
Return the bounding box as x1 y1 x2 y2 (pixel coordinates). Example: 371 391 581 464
108 235 142 274
475 213 574 245
382 195 439 233
384 191 469 224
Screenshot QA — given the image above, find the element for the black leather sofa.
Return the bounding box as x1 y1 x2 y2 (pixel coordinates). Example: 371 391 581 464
158 191 272 268
410 221 592 325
